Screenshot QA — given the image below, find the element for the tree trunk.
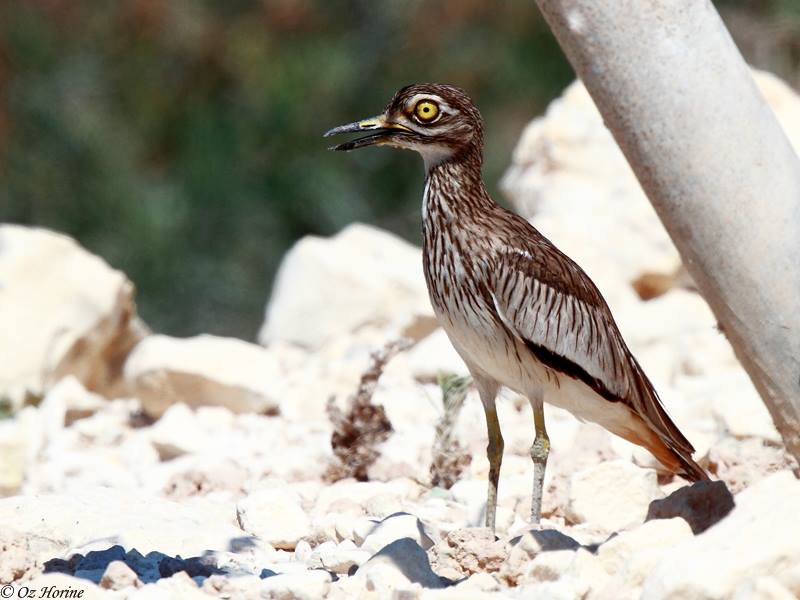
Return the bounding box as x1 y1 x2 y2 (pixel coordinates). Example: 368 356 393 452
534 0 800 462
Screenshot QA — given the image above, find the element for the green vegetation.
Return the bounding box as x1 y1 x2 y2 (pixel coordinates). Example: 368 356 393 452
1 1 797 338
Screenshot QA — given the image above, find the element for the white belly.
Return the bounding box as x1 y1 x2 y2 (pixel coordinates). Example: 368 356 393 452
437 306 638 437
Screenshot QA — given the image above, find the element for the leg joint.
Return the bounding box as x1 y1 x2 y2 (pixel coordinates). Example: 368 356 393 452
530 434 550 463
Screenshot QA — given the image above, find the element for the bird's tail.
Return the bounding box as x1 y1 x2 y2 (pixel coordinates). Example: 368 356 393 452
623 418 709 482
625 354 710 482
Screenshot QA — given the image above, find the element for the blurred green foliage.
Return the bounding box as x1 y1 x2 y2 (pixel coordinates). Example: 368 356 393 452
1 1 798 339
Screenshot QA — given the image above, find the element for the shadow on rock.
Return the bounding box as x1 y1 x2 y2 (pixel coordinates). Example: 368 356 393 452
356 537 449 589
507 529 582 552
43 544 225 585
646 479 735 534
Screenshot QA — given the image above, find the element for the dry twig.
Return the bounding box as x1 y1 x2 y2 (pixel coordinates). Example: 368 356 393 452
430 373 473 489
325 338 411 482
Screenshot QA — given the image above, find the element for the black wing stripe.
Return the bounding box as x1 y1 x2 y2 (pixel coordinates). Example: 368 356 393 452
522 338 621 404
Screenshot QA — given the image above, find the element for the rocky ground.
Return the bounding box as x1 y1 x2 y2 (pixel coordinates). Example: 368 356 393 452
2 72 800 600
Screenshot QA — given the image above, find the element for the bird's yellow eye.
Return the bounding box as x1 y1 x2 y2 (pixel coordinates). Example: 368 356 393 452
414 100 440 123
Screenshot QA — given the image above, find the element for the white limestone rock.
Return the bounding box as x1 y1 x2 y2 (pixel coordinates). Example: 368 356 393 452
642 471 800 600
316 543 371 574
313 479 423 516
502 71 800 308
0 406 43 495
708 370 781 442
236 487 312 550
124 334 283 418
0 488 246 561
404 328 470 381
595 518 693 600
566 460 663 533
258 223 434 348
356 537 446 592
260 570 332 600
99 560 142 590
360 512 434 554
0 225 146 410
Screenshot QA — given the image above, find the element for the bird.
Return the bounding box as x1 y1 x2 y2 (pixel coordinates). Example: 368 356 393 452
324 83 708 532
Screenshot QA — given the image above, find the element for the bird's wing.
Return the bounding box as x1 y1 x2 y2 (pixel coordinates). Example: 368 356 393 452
490 243 695 456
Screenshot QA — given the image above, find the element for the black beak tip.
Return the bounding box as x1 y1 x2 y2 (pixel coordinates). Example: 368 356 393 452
329 141 353 152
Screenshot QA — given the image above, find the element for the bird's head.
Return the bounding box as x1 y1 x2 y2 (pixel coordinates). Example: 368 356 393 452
324 83 484 169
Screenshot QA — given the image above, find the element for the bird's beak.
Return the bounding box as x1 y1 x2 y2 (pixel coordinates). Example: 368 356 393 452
323 115 413 151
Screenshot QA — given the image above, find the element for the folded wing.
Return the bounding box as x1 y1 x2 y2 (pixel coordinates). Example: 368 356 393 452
490 243 697 459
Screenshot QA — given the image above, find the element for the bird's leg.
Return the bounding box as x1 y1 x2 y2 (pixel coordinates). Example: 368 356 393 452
529 393 550 525
474 376 502 532
484 405 504 532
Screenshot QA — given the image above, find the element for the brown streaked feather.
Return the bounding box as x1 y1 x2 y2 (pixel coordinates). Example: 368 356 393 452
488 214 707 479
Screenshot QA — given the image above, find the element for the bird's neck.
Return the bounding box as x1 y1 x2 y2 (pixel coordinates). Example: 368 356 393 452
423 151 495 223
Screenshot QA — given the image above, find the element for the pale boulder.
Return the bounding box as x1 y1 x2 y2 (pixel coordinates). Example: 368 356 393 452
236 488 312 550
0 488 248 561
595 518 693 600
404 328 469 381
708 371 781 442
124 334 283 417
642 471 800 600
0 225 146 409
258 223 434 348
567 460 663 533
501 71 800 308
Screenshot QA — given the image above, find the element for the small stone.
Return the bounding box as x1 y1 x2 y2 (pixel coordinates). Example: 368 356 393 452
148 403 206 459
158 555 219 579
71 568 105 584
360 513 434 554
148 570 208 599
203 574 263 598
501 529 581 586
352 517 380 546
100 560 141 590
0 529 38 583
428 528 506 580
364 493 407 519
357 538 446 591
259 570 332 600
733 577 798 600
236 488 312 550
567 460 662 532
646 480 735 534
124 549 164 584
306 540 337 569
75 544 126 572
294 539 312 562
454 571 500 592
318 546 371 574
